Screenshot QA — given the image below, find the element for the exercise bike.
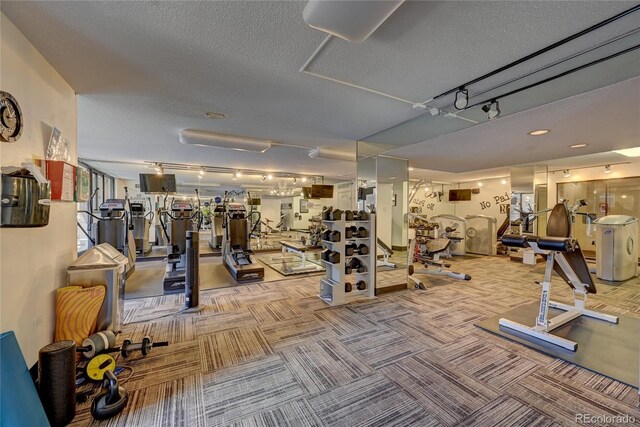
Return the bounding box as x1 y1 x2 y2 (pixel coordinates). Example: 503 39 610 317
407 214 471 289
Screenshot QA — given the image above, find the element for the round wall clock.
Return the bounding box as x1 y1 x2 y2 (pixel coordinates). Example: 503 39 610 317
0 91 23 142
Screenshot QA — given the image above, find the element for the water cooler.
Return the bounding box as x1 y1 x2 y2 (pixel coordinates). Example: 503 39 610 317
594 215 638 281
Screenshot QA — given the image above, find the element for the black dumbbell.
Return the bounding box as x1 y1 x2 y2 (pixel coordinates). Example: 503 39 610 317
326 251 340 264
344 227 353 239
120 336 168 358
357 227 369 238
321 230 331 241
357 244 369 255
329 209 343 221
356 281 367 291
349 257 366 273
344 210 354 221
321 248 332 261
330 230 341 242
345 282 353 293
322 206 333 221
344 243 355 256
345 265 353 274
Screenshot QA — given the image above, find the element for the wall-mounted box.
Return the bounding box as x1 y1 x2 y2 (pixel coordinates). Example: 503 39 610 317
46 160 76 201
75 166 90 202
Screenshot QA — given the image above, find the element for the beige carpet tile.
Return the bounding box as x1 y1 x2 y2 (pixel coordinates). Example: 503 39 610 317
339 327 425 369
248 299 303 323
546 360 640 409
457 395 559 427
350 298 418 322
307 373 440 427
199 327 273 372
259 315 336 351
433 334 539 390
383 314 464 350
227 399 322 427
193 309 258 336
278 338 373 395
506 368 640 425
117 339 202 391
380 351 500 425
202 355 305 426
312 307 379 336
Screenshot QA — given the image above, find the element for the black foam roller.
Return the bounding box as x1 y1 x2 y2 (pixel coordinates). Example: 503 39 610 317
38 340 76 426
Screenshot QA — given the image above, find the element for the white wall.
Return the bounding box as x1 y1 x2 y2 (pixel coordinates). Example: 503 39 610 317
0 13 78 366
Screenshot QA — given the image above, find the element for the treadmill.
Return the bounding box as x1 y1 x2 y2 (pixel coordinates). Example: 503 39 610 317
222 203 264 282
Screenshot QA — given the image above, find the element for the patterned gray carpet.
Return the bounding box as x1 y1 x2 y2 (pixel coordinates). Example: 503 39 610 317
71 256 640 426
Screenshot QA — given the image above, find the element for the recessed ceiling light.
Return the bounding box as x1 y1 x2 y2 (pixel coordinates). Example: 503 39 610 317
408 167 414 171
205 112 226 119
389 176 396 180
570 143 588 149
478 182 483 187
613 147 640 157
501 179 507 185
528 129 549 136
267 174 273 180
622 195 627 199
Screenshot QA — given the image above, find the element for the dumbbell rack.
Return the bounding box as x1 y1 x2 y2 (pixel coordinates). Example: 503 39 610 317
319 213 376 306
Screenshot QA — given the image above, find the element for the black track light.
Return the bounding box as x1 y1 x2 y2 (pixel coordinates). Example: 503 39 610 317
482 100 500 120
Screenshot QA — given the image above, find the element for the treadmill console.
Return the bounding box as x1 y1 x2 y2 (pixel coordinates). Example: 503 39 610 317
227 203 246 219
171 202 193 212
99 199 126 218
130 202 145 214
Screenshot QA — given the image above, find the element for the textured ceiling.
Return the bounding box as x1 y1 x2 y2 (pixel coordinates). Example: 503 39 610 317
1 1 638 180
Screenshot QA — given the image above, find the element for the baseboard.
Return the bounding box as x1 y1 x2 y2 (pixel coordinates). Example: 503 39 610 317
391 246 406 252
375 283 407 295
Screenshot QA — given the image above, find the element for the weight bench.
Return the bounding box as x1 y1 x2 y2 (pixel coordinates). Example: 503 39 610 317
376 238 397 269
499 203 618 351
275 240 317 273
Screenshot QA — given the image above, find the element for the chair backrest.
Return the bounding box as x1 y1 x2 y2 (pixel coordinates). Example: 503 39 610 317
546 203 571 237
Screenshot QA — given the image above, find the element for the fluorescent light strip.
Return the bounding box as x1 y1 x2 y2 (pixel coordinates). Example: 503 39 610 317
179 129 272 153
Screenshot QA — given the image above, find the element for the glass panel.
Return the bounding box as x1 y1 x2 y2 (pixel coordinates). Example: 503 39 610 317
557 176 640 259
104 177 114 200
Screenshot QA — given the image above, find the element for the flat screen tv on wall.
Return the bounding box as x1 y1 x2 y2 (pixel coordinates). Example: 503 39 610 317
448 189 472 201
310 185 334 199
139 174 177 193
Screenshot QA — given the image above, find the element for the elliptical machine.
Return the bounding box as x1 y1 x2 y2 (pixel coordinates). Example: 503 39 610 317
161 192 201 293
130 198 153 256
221 193 264 282
79 187 136 276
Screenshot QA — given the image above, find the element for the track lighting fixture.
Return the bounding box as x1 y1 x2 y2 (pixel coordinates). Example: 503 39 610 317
155 163 164 175
293 177 297 184
302 177 307 182
563 170 571 178
232 172 237 180
454 87 469 110
262 175 267 181
482 100 500 120
199 168 205 176
604 165 612 174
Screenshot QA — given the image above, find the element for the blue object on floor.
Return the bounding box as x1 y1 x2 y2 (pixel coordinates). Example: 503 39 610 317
0 331 50 427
